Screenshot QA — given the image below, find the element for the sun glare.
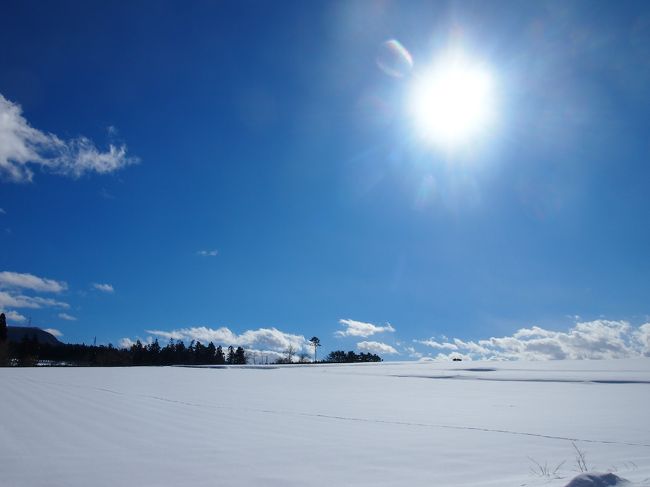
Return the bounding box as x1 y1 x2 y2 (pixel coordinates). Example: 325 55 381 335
409 54 495 147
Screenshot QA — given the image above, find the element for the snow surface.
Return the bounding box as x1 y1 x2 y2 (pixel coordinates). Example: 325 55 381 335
1 359 650 487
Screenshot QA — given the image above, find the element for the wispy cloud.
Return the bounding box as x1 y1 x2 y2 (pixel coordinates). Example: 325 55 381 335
415 339 458 350
197 249 219 257
416 320 650 360
0 271 67 293
92 283 114 293
357 341 399 355
335 318 395 338
0 291 69 309
99 188 115 200
0 208 5 214
0 271 70 325
43 328 63 338
58 312 77 321
0 93 138 183
403 346 423 359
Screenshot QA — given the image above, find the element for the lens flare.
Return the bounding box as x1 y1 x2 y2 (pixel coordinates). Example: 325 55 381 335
377 39 413 78
408 53 495 147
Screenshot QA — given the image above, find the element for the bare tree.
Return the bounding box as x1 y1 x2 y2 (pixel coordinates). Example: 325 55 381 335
283 344 296 363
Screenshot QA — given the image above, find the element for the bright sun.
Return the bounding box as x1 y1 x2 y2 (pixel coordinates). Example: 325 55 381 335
409 54 495 147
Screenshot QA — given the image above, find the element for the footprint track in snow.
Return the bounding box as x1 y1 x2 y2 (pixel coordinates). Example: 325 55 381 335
22 376 650 450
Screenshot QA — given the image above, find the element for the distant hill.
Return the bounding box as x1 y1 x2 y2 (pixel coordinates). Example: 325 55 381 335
7 326 63 346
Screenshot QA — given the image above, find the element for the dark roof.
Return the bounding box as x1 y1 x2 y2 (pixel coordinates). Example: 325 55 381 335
6 326 63 346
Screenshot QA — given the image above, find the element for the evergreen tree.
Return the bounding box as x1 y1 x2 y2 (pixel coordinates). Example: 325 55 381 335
226 345 235 364
174 340 187 363
0 313 7 342
160 339 175 365
234 346 246 364
194 341 206 363
206 342 217 364
215 345 226 365
0 312 8 366
188 340 196 364
324 349 382 363
131 340 145 365
148 339 161 364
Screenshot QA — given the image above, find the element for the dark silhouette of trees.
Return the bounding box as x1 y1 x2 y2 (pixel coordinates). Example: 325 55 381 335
309 336 321 362
234 346 246 364
17 334 40 366
132 340 146 365
3 334 385 367
215 345 226 364
226 345 235 364
149 339 161 364
324 350 382 363
206 342 216 363
2 331 251 367
0 313 8 366
0 313 7 342
160 339 175 365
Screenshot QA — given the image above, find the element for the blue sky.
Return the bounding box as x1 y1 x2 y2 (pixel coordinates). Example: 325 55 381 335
1 0 649 361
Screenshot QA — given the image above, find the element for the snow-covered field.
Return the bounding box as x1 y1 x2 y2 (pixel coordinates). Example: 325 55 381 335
1 359 649 487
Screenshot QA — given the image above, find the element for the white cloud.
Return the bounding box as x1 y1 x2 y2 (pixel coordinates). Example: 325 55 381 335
121 326 307 363
452 338 490 355
144 326 309 353
416 339 458 350
513 326 556 339
0 271 70 325
404 346 423 359
335 318 396 338
357 341 399 355
118 329 291 363
415 320 650 361
92 283 114 293
0 291 69 309
197 249 219 257
43 328 63 338
0 93 138 183
118 337 136 349
0 271 67 293
58 313 77 321
0 309 27 323
635 324 650 357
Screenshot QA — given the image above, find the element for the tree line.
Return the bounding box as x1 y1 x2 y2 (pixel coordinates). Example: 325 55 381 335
2 339 382 367
2 336 248 367
0 315 383 367
324 350 382 363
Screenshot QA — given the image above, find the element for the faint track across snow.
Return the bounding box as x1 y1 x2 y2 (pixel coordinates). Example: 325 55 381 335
19 375 650 450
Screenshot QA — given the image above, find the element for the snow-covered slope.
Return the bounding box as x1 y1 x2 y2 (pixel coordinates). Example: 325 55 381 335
1 359 649 487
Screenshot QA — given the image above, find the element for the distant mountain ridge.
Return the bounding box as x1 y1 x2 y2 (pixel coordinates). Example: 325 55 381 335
7 326 63 346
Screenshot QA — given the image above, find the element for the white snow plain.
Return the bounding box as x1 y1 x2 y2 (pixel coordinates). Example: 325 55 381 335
1 359 649 487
